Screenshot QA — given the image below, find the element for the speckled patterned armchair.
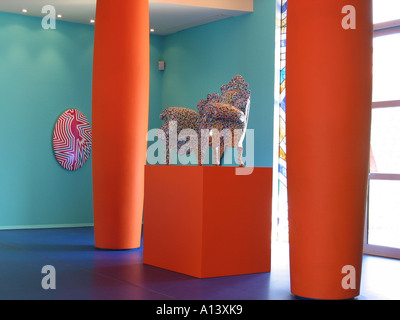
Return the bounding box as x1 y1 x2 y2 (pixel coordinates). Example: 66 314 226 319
197 75 251 166
158 107 200 165
158 75 250 166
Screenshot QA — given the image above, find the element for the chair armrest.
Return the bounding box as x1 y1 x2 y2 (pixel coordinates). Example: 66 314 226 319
159 107 200 133
202 103 245 123
160 107 199 123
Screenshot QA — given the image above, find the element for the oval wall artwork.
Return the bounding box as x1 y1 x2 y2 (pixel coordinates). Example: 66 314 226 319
53 109 92 171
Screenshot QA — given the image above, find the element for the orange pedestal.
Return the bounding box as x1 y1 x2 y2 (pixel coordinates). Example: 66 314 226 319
286 0 373 299
91 0 149 249
143 166 272 278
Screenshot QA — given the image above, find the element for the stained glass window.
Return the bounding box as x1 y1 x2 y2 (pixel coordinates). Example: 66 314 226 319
277 0 288 241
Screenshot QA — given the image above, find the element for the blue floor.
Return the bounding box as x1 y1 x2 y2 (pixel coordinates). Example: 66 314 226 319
0 227 399 300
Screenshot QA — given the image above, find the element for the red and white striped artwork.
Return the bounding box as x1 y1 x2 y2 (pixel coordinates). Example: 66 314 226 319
53 109 92 171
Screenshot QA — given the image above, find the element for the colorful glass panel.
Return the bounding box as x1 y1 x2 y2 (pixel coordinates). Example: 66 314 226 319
276 0 288 240
279 0 288 189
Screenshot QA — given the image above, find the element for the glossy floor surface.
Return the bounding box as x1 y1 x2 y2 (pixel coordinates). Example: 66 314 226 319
0 227 399 300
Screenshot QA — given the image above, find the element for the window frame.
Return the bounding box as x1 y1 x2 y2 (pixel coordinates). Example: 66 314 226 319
363 20 400 260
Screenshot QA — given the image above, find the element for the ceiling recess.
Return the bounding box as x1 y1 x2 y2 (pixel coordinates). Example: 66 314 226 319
0 0 253 35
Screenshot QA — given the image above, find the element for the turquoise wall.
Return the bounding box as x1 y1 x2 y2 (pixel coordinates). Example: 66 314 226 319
160 0 277 167
149 35 165 132
0 12 95 229
0 12 167 229
0 0 276 229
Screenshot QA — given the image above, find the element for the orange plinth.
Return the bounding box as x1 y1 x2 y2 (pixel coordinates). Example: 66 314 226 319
91 0 150 249
286 0 373 299
143 166 272 278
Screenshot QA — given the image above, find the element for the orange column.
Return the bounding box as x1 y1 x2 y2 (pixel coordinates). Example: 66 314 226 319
91 0 150 249
286 0 372 299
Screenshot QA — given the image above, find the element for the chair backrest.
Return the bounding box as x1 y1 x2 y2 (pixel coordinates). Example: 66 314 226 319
220 75 251 115
197 93 222 117
196 75 251 122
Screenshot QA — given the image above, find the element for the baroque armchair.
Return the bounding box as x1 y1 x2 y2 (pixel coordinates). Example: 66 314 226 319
197 75 251 166
158 107 199 165
158 75 250 166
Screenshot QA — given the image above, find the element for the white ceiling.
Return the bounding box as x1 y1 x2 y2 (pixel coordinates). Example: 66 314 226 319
0 0 252 35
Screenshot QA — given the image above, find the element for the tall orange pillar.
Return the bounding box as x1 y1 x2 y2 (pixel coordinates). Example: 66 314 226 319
286 0 373 299
91 0 150 249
